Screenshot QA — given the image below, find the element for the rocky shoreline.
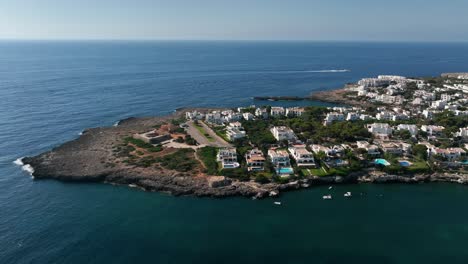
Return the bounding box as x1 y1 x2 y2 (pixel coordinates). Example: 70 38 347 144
18 108 467 199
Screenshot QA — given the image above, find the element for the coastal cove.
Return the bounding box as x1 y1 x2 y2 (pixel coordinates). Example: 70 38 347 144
2 41 468 263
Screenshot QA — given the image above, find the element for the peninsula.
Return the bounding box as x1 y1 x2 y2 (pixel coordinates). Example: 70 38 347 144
21 73 468 198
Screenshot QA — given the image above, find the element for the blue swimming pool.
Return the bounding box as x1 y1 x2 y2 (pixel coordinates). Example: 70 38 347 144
277 167 294 174
374 159 391 166
399 161 411 167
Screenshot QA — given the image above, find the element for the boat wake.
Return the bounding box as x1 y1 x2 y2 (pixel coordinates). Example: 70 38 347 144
13 157 35 177
304 69 350 73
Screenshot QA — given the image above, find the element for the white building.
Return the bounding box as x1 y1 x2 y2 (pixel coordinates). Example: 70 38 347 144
270 126 296 141
185 110 205 120
268 148 293 176
456 127 468 138
431 100 446 110
324 112 345 125
346 112 360 121
422 110 434 119
441 94 452 102
421 125 445 136
376 111 393 121
225 112 243 123
216 148 239 169
255 108 269 119
242 112 255 121
285 107 305 117
245 148 266 171
367 123 393 138
429 147 466 161
205 112 223 125
270 107 285 117
288 144 315 167
356 141 380 156
226 122 246 141
397 124 418 136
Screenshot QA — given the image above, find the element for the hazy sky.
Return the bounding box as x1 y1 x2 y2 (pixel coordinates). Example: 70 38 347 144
1 0 468 41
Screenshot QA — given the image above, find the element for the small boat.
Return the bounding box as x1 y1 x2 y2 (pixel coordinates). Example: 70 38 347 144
328 186 333 190
344 192 352 197
322 195 332 200
274 202 282 205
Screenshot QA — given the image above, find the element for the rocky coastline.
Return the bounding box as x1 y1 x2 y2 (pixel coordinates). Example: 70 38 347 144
19 107 467 199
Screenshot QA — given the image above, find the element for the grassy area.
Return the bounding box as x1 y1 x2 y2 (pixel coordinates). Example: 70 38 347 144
197 146 219 175
124 137 163 152
309 166 351 177
194 123 215 142
155 149 197 172
407 160 431 174
212 126 229 142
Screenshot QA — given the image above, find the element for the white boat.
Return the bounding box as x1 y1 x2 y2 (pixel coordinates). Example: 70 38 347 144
322 195 332 200
344 192 352 197
328 186 333 190
274 202 282 205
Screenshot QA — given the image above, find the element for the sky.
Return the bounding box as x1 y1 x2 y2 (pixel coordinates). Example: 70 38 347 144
1 0 468 41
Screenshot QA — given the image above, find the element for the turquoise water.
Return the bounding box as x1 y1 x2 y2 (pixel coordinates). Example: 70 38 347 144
278 167 294 174
375 159 391 166
1 41 468 263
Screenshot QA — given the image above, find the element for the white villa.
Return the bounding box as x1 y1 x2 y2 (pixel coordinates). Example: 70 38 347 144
288 144 315 167
397 124 418 136
356 141 380 156
205 112 223 125
185 110 205 120
255 108 269 118
323 112 345 126
270 126 296 141
216 148 239 169
285 107 305 117
428 147 466 161
226 122 246 141
367 123 393 138
245 148 266 171
268 148 293 175
270 107 285 117
421 125 445 136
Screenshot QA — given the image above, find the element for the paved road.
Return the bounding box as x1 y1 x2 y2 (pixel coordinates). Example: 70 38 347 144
186 120 231 148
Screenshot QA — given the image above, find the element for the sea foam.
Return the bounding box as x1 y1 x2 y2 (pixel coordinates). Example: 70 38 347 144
13 157 35 177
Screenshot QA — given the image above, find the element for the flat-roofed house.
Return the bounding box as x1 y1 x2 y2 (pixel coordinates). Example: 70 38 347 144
216 148 239 169
356 141 380 156
268 148 294 176
270 126 296 141
288 144 316 167
245 148 266 171
367 123 393 139
270 107 285 117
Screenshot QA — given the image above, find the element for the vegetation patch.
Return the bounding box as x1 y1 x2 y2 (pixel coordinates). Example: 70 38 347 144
197 146 219 175
155 149 197 172
124 137 163 152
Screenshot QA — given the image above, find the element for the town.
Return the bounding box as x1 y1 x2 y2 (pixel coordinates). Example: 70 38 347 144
122 73 467 184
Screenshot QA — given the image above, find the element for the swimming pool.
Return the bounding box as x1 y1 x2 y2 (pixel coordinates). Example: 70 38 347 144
399 161 411 167
374 159 391 166
277 167 294 174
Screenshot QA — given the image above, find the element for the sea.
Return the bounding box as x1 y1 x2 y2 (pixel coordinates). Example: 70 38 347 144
1 41 468 264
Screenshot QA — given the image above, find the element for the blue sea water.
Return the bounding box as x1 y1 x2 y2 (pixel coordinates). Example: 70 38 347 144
1 41 468 263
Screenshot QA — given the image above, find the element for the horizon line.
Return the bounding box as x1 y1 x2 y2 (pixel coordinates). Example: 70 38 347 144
1 38 468 44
